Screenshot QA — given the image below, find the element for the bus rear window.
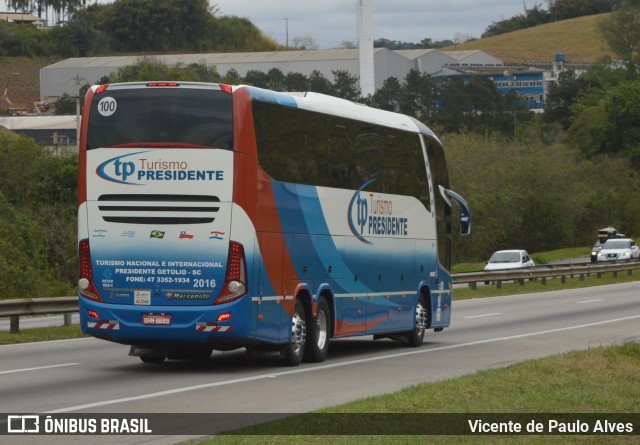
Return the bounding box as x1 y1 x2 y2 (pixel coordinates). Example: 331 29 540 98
87 87 233 150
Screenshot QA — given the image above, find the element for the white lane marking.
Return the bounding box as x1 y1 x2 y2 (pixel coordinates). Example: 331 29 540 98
0 363 79 375
45 314 640 414
464 312 502 319
577 299 604 304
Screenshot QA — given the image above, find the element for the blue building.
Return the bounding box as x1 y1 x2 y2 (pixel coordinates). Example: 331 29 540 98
435 66 547 111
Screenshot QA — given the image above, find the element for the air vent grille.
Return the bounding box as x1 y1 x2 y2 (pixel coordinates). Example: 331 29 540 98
97 194 220 224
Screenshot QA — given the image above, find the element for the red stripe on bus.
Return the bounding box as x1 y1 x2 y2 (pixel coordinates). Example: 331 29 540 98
232 88 299 317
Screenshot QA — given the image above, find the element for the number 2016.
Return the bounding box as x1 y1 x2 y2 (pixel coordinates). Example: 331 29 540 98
194 279 216 288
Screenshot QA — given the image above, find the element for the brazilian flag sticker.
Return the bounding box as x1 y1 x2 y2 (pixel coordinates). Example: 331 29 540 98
150 230 165 239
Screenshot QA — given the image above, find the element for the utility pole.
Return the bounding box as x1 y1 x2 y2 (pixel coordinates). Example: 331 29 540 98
284 18 289 48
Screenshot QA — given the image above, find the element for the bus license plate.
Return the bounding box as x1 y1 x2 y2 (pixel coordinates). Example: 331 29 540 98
142 314 172 325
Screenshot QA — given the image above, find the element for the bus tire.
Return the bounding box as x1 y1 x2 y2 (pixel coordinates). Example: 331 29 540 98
280 299 307 366
404 294 427 347
139 355 165 364
304 296 330 363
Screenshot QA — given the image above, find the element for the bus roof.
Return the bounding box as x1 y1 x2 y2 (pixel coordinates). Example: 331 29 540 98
239 85 439 141
91 82 440 142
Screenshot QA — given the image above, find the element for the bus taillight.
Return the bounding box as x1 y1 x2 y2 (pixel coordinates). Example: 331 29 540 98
215 241 247 304
78 239 102 302
219 83 233 94
95 84 109 94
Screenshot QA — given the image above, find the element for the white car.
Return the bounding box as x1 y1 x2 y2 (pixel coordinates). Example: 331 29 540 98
594 238 640 262
484 250 535 271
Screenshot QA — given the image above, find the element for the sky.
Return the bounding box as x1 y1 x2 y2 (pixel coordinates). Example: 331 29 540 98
211 0 528 48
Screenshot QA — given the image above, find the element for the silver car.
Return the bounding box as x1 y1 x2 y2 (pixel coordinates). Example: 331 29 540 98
484 250 535 271
594 238 640 262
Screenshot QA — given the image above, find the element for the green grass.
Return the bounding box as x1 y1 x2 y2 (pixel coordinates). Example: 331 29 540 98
454 268 640 300
0 324 85 345
530 247 593 265
195 342 640 443
445 13 612 64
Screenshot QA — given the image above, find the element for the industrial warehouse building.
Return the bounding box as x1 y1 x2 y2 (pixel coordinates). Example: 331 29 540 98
2 49 588 153
26 47 591 155
39 48 503 101
0 115 77 154
39 48 587 115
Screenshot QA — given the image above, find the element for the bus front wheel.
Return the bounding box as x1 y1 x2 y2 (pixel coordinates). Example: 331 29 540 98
304 296 330 363
280 299 307 366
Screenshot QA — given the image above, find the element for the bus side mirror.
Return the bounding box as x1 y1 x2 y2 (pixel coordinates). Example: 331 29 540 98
439 186 471 236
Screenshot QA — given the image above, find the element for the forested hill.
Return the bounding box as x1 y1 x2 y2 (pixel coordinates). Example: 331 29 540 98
0 0 281 58
0 0 281 109
0 1 620 109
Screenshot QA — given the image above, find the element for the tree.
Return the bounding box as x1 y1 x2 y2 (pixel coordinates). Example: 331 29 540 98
601 79 640 164
543 69 588 129
341 40 357 49
331 70 361 101
221 68 241 85
598 2 640 79
0 130 78 297
567 105 609 157
568 78 640 166
209 15 279 52
109 57 170 82
243 69 271 89
399 69 433 120
549 0 620 21
291 33 318 50
370 76 401 111
171 61 220 83
285 72 309 91
308 70 333 95
98 0 213 52
53 93 75 115
266 67 286 91
433 78 470 133
464 76 502 136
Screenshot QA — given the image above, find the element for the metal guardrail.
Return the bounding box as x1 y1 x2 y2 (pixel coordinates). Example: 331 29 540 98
0 297 77 333
453 259 640 289
1 260 639 333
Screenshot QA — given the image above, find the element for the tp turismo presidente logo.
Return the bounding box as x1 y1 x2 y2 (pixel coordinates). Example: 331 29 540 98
96 151 149 185
348 179 375 245
347 179 409 244
96 151 224 185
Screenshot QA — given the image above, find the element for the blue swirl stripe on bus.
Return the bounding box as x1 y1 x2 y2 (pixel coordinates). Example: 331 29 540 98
245 87 298 108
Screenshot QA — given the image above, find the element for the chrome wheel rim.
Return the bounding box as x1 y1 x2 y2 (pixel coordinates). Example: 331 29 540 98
415 301 426 336
291 310 306 354
315 308 328 350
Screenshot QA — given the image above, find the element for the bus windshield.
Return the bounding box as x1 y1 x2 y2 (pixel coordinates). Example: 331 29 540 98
86 86 234 150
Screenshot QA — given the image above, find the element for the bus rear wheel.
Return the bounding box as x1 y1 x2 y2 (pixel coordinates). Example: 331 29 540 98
304 296 330 363
404 294 427 347
139 355 165 364
280 299 307 366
